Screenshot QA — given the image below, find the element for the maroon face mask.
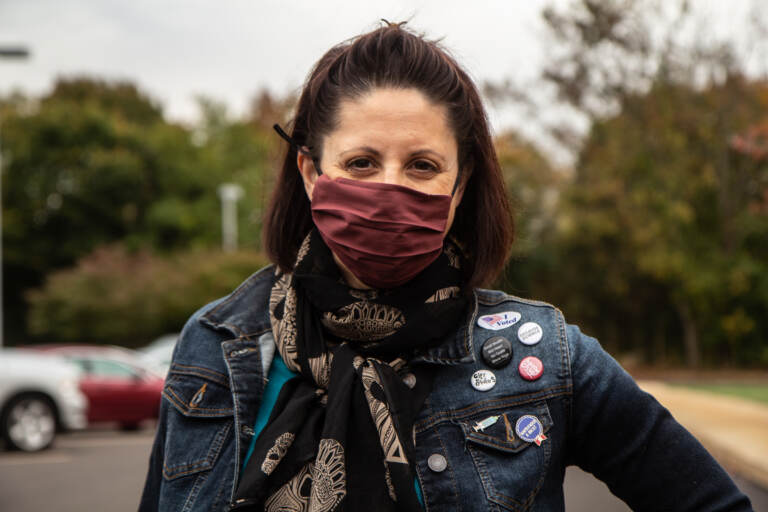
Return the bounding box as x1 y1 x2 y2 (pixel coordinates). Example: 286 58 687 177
272 123 460 289
310 174 454 289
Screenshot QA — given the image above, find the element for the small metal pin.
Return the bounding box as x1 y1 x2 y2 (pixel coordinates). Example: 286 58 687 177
472 415 500 432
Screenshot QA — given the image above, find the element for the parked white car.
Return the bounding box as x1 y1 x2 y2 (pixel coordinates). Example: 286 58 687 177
0 349 88 452
138 333 178 376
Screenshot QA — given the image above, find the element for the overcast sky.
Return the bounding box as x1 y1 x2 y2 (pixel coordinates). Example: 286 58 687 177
0 0 762 159
0 1 555 122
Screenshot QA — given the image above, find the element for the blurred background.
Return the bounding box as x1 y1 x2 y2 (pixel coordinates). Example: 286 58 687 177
1 0 767 510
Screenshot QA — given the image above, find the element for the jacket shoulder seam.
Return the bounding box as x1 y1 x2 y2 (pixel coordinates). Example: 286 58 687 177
202 265 274 321
474 288 557 309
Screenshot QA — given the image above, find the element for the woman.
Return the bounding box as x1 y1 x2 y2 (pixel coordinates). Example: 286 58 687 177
139 22 752 511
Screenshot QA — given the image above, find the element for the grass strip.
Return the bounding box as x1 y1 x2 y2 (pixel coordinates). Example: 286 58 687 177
675 383 768 406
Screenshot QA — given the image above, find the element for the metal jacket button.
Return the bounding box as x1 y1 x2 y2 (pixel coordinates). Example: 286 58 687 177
427 453 447 472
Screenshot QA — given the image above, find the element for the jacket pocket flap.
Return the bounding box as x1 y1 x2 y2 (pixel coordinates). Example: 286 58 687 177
163 417 232 480
460 401 553 454
456 400 554 511
163 372 233 418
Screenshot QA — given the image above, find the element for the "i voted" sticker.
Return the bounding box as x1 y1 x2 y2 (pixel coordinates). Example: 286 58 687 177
477 311 522 331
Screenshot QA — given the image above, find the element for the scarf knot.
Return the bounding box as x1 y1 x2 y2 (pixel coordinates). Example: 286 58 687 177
233 229 470 511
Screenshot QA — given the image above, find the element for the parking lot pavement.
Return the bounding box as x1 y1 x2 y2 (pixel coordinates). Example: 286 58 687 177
0 427 765 511
0 428 155 512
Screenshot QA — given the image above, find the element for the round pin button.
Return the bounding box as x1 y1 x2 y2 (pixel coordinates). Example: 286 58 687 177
517 322 543 346
481 336 513 369
402 373 417 389
515 414 547 446
427 453 447 472
471 369 496 391
518 356 544 381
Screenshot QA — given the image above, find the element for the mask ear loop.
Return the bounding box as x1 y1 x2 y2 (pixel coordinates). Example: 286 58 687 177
273 124 323 175
450 167 462 197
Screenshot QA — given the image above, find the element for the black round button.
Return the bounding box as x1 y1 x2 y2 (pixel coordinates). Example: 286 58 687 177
481 336 513 368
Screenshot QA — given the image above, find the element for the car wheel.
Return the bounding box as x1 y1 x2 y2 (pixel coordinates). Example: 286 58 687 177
2 394 57 452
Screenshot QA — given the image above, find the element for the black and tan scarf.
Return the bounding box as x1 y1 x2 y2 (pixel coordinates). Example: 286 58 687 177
232 229 469 511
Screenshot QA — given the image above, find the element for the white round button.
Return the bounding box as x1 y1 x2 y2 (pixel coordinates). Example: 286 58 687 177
427 453 447 472
517 322 543 346
402 373 417 389
471 369 496 391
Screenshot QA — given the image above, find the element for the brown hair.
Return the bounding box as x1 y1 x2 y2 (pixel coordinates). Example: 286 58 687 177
263 22 514 289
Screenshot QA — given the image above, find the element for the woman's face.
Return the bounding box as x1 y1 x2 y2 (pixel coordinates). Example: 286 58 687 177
297 86 465 289
297 87 464 233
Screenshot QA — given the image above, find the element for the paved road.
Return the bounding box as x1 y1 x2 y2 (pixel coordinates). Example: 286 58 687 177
0 428 152 511
640 380 768 490
0 428 765 511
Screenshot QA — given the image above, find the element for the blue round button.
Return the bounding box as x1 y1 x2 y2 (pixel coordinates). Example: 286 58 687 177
515 414 547 446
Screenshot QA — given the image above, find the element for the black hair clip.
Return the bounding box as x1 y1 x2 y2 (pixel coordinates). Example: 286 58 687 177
273 124 310 155
273 124 323 175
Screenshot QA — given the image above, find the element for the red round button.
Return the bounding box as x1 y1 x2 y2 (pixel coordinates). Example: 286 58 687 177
518 356 543 381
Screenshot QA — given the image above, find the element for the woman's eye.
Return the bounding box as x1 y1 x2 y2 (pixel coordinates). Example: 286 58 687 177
346 158 374 171
411 160 439 173
343 157 440 175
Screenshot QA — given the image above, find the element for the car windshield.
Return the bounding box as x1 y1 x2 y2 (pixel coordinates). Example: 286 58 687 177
88 359 140 378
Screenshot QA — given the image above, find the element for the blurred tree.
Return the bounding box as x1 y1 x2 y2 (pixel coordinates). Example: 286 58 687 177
1 78 280 343
560 77 768 366
2 78 206 264
492 132 564 298
489 0 768 367
537 0 768 367
194 95 276 250
43 78 164 124
1 79 191 341
537 0 749 153
26 245 270 346
248 88 296 132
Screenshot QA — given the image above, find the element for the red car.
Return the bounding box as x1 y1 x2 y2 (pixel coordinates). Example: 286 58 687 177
24 345 164 430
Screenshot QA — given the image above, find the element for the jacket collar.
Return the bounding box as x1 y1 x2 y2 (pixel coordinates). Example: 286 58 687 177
199 265 276 339
199 264 477 365
411 290 478 365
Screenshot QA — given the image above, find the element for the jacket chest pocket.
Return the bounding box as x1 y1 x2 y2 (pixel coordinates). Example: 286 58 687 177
162 370 234 482
457 401 553 512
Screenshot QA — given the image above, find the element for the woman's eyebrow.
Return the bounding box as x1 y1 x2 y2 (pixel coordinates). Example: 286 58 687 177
409 149 446 162
339 146 446 161
340 146 381 157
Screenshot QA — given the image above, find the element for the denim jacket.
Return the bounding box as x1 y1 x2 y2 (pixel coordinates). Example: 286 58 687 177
139 265 752 511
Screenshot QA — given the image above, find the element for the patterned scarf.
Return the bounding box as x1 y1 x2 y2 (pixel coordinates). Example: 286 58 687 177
232 229 470 511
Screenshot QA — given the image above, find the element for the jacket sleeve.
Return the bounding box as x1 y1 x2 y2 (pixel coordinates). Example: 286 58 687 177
565 322 753 511
138 318 186 512
138 379 168 512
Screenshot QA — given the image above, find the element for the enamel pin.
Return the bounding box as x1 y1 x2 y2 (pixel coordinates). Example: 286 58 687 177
473 415 500 432
515 415 547 446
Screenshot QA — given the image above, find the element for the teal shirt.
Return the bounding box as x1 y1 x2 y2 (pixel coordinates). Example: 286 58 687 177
240 352 424 507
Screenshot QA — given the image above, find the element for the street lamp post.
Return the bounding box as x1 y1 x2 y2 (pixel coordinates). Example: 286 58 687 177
0 44 31 348
218 183 244 252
